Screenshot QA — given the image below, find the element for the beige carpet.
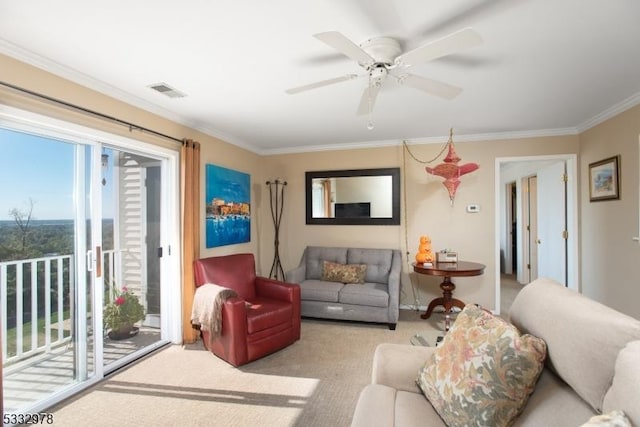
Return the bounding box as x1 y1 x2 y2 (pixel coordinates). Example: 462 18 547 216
51 310 445 427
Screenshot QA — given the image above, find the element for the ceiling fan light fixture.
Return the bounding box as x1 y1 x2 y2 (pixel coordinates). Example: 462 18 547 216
369 66 388 86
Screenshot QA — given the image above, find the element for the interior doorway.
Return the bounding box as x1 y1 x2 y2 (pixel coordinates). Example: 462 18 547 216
494 155 578 315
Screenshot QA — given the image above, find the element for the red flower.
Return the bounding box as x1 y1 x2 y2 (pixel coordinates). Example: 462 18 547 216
122 286 128 292
115 296 125 306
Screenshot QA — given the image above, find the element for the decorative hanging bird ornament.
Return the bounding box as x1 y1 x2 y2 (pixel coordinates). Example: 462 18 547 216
425 129 479 205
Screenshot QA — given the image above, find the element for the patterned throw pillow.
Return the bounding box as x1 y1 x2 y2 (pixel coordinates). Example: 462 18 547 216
416 304 547 427
321 260 367 284
580 410 631 427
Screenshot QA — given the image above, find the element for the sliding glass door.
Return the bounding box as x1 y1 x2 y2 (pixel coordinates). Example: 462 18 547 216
101 147 164 371
0 108 179 414
0 128 91 413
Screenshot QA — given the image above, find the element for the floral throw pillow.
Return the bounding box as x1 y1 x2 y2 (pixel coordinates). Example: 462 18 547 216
580 410 631 427
416 304 547 427
321 260 367 284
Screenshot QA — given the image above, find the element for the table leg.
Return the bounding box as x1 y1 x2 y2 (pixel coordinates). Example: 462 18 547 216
420 276 466 321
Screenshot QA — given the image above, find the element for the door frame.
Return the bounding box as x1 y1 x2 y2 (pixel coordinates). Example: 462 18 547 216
494 154 579 315
0 105 182 411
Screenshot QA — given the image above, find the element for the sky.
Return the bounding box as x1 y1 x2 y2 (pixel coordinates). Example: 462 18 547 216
0 128 115 220
0 128 76 220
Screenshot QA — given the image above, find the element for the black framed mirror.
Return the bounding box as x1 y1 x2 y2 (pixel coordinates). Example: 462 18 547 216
305 167 400 225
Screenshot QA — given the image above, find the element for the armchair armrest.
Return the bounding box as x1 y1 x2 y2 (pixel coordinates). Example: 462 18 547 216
255 277 301 340
209 297 249 366
255 277 300 303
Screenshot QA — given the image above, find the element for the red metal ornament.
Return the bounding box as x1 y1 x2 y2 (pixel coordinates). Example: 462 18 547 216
425 132 479 204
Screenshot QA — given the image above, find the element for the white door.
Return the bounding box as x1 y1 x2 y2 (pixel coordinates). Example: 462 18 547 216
529 176 538 281
536 161 567 285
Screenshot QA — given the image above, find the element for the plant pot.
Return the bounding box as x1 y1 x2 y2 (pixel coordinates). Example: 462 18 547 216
107 326 139 340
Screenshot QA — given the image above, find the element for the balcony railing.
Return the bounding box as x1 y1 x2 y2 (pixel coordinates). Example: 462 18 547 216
1 250 115 366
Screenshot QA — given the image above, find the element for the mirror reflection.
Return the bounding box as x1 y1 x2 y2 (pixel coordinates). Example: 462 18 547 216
305 168 400 225
311 176 393 218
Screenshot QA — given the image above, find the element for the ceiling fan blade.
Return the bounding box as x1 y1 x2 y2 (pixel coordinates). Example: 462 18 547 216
285 74 359 94
397 74 463 99
357 85 381 115
313 31 376 66
394 27 482 67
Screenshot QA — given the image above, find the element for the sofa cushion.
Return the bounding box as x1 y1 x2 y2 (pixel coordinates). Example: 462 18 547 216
305 246 348 280
347 248 393 284
298 279 343 302
338 282 388 307
602 340 640 426
509 278 640 412
321 260 367 284
513 369 596 426
417 304 546 427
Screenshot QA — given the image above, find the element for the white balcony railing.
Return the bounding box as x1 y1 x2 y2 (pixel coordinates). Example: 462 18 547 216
0 250 115 366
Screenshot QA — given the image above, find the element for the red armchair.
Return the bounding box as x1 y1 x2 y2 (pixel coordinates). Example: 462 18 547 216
193 253 301 366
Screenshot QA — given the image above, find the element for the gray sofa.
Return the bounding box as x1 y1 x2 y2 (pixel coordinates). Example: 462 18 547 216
286 246 402 330
351 278 640 426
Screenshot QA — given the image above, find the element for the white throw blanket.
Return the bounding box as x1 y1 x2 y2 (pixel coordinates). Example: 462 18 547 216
191 283 238 344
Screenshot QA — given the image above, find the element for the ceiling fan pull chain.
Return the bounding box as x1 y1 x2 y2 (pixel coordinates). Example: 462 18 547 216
367 72 374 130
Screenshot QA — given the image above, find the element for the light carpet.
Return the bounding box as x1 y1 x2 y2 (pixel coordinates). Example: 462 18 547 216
51 310 445 427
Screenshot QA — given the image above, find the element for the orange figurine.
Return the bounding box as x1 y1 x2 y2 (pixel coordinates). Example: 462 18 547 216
415 235 435 264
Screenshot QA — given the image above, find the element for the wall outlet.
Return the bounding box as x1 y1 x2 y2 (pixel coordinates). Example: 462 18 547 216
466 204 480 213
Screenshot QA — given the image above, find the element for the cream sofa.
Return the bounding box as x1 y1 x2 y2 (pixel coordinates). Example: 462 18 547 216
286 246 402 330
351 278 640 426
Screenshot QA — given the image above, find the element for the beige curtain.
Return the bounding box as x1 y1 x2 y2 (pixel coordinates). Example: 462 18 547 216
181 139 201 343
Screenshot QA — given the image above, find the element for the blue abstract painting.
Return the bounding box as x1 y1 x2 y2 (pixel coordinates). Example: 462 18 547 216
205 164 251 248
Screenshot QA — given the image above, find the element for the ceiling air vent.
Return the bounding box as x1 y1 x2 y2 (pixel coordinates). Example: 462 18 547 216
148 82 187 98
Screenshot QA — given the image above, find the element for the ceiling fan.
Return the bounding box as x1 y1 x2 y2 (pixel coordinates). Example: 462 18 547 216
286 28 483 119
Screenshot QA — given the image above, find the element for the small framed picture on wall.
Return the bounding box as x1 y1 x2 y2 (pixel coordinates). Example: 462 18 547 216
588 155 620 202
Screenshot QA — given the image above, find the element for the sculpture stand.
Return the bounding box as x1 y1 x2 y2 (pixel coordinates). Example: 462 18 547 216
266 178 287 280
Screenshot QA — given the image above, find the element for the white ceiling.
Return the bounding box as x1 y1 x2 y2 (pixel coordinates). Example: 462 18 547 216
1 0 640 154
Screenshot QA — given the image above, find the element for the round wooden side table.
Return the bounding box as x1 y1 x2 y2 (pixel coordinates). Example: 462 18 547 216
413 261 485 329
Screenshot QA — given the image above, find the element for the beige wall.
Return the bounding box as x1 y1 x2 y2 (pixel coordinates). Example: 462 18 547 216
262 136 579 311
579 104 640 318
4 52 639 319
0 52 262 266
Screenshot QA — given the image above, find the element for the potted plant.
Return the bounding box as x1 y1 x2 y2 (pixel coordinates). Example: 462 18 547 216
104 285 145 340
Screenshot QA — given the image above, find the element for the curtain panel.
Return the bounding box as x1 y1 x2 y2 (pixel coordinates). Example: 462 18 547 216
181 139 201 343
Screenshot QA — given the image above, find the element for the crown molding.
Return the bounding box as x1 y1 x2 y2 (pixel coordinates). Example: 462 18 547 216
576 91 640 133
260 127 580 155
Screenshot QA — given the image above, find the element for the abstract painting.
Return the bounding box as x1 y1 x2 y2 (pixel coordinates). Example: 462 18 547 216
205 164 251 247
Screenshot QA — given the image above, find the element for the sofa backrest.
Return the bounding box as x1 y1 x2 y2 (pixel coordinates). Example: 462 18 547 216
347 248 394 284
509 278 640 413
304 246 348 280
602 340 640 426
302 246 398 284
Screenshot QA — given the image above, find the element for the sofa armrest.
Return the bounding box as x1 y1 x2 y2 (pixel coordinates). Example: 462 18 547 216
285 265 306 284
386 250 402 323
372 343 435 393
